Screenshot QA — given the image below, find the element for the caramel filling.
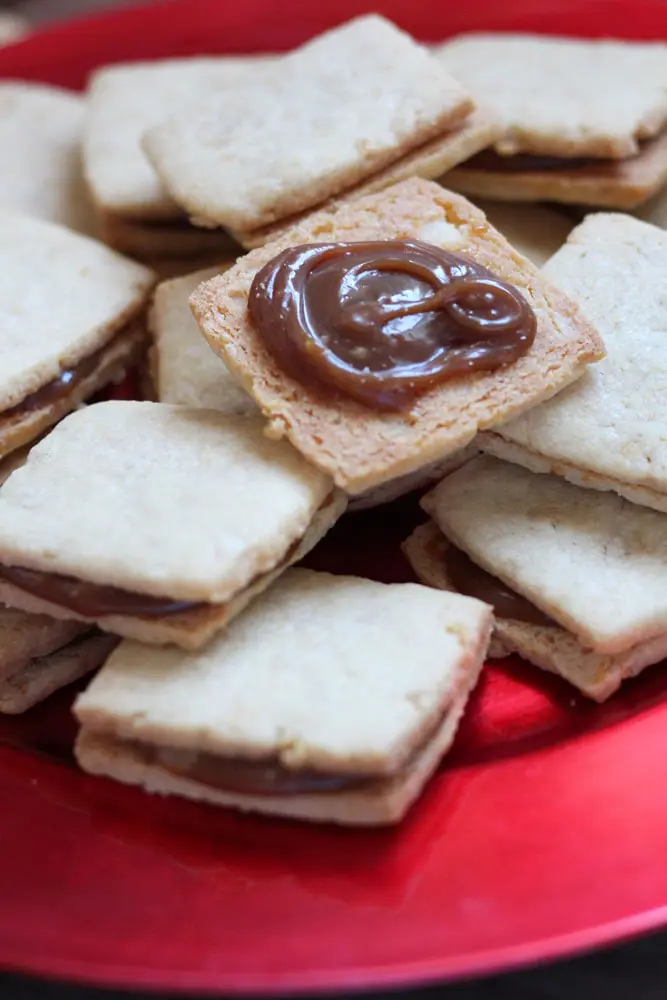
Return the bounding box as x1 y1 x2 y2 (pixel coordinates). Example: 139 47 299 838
0 495 335 620
124 705 447 798
2 328 130 421
463 150 598 173
249 240 537 411
444 543 554 627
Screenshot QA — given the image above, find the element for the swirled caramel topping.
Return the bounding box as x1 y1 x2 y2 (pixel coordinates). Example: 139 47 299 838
248 240 537 411
444 543 554 627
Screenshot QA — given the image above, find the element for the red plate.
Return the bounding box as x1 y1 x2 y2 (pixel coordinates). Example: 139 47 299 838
2 0 667 992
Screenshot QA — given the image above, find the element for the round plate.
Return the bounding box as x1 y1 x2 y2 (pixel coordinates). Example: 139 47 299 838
3 0 667 993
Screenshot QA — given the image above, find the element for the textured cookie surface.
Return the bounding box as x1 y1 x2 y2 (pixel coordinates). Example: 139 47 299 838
0 214 154 411
403 521 667 702
150 266 254 413
84 57 273 219
144 15 473 230
423 455 667 655
484 212 667 502
0 83 96 235
74 567 492 771
438 34 667 158
191 177 604 494
0 402 334 602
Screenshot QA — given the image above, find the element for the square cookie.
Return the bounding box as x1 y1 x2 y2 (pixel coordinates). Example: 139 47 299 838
143 15 474 232
444 129 667 210
403 520 667 702
149 265 255 413
422 455 667 656
0 607 117 714
0 213 155 460
0 402 344 649
234 109 500 249
190 178 604 494
0 82 96 235
84 56 274 221
438 34 667 159
74 568 492 825
480 212 667 512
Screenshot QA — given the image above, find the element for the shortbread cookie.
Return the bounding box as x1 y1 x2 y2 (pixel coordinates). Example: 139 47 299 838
74 568 492 825
149 265 254 413
422 455 667 656
480 212 667 512
350 444 479 512
0 606 117 714
84 56 274 221
438 34 667 159
0 403 344 649
0 13 28 46
0 213 155 460
235 109 500 249
473 200 572 266
403 521 667 702
0 83 96 234
190 178 604 494
97 209 241 261
143 15 474 232
444 129 667 210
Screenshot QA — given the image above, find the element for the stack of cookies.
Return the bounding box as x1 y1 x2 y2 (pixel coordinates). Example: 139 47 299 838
3 13 667 826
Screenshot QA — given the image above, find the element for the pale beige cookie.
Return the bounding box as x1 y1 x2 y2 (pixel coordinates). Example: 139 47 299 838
0 83 96 235
74 568 492 825
190 177 604 495
403 521 667 701
0 319 145 462
143 15 473 232
349 444 479 512
438 34 667 159
422 455 667 656
149 265 254 413
235 109 499 249
0 13 28 46
0 213 155 459
0 403 344 648
635 175 667 227
480 212 667 510
444 129 667 210
1 631 118 715
84 56 274 221
471 200 572 266
97 209 241 261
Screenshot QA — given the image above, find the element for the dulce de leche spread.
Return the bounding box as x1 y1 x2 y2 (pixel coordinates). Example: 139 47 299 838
0 564 203 618
444 544 554 627
248 240 537 410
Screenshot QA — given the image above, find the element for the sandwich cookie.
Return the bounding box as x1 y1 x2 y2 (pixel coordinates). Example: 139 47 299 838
143 15 496 242
0 213 155 461
405 456 667 701
148 264 255 413
438 34 667 209
0 402 345 649
190 177 604 496
74 568 493 825
0 609 117 714
0 82 96 235
83 57 271 260
480 212 667 513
